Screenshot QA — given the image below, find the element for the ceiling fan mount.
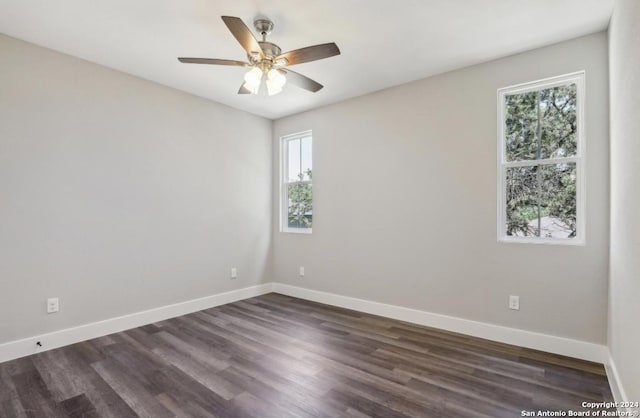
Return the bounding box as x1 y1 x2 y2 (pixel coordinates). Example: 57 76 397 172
178 16 340 95
253 19 274 38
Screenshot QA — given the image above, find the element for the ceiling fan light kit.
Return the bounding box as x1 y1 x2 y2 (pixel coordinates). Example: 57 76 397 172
178 16 340 96
242 67 286 95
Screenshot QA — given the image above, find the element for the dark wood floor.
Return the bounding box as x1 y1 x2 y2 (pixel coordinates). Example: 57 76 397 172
1 293 613 417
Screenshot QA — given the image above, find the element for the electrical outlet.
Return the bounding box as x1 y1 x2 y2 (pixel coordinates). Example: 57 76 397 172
299 266 305 277
47 298 59 314
509 295 520 310
231 267 237 279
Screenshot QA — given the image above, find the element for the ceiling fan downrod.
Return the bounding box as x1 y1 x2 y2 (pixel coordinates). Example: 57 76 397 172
254 19 274 42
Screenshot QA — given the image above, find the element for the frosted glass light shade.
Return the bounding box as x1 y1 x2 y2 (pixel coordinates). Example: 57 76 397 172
266 69 286 96
242 67 287 96
243 67 263 94
267 69 286 87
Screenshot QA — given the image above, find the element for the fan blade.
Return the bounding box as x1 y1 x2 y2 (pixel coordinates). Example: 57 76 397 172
276 43 340 66
281 69 323 92
221 16 264 57
238 83 251 94
178 58 249 66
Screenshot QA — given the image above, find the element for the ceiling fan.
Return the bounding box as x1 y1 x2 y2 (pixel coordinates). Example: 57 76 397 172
178 16 340 96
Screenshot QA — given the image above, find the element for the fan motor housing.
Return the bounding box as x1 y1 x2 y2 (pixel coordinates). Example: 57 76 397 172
258 41 281 59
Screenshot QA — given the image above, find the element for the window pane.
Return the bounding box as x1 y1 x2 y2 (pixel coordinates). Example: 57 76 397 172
505 84 577 162
538 163 577 238
505 91 538 162
505 166 539 236
506 163 577 239
539 84 577 159
287 139 301 182
287 183 312 229
301 136 312 181
500 75 582 243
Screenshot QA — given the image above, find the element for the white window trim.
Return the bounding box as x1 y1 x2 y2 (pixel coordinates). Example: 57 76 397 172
497 71 586 246
280 130 313 234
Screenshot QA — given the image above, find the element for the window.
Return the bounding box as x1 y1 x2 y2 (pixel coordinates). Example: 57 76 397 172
281 131 312 233
498 72 585 244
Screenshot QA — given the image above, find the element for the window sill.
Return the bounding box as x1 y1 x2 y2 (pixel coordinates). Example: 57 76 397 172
498 236 585 246
281 228 312 235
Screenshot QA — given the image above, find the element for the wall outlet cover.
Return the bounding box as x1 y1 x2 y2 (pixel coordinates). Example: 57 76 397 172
47 298 59 314
509 295 520 310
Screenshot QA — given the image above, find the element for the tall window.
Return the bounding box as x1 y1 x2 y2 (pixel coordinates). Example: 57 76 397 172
498 72 585 244
281 131 312 233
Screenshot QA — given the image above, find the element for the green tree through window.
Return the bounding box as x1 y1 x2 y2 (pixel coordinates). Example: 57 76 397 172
287 169 312 228
282 132 312 232
500 74 583 241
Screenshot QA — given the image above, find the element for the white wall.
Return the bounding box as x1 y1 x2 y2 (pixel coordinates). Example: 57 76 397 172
273 32 609 344
0 34 272 344
0 29 613 357
608 0 640 401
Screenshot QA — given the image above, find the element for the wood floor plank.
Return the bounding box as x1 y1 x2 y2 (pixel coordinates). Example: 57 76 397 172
32 349 90 403
0 293 614 417
59 345 138 418
0 396 28 418
150 340 243 400
325 389 412 418
90 359 174 418
146 363 233 417
59 393 97 416
0 362 22 404
12 368 69 418
217 366 321 417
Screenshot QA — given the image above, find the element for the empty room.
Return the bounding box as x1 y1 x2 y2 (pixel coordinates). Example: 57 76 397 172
1 0 638 416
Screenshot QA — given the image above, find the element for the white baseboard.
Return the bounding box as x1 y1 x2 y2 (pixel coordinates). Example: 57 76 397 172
605 353 629 407
0 283 273 364
272 283 608 364
1 281 610 369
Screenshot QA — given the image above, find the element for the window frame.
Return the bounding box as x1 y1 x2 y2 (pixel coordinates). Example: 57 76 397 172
497 71 586 245
280 130 313 234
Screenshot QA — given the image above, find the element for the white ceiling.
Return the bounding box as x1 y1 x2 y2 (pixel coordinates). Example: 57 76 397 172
0 0 613 119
